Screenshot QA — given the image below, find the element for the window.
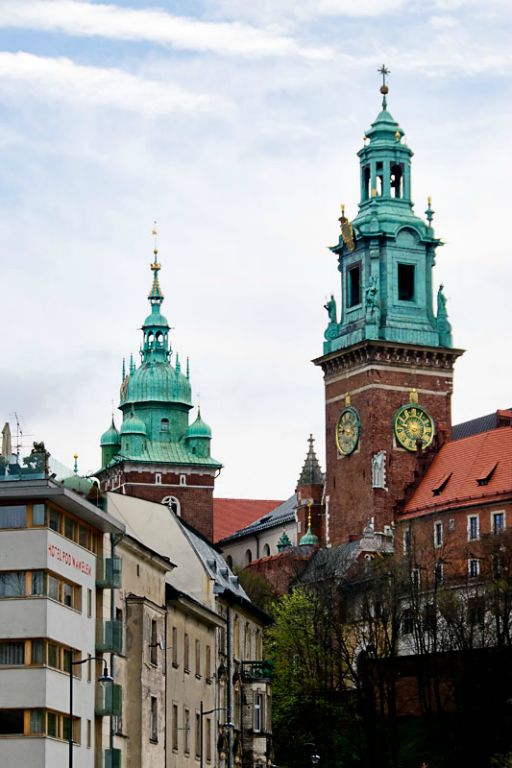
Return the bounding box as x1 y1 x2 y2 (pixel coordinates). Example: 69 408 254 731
180 474 187 486
423 603 436 633
49 509 62 533
161 419 169 432
347 265 361 308
184 708 190 754
163 496 181 517
401 609 414 635
87 589 92 618
155 473 162 485
0 571 25 597
468 515 479 541
172 627 178 667
363 165 370 199
254 693 264 733
0 709 79 740
172 704 179 751
0 641 24 665
493 511 505 535
32 504 46 526
86 719 91 749
434 561 444 585
0 505 26 528
390 162 404 198
226 555 233 569
245 549 252 565
195 639 201 678
398 263 415 301
434 521 443 548
150 620 158 666
411 568 420 590
205 645 211 682
263 543 270 557
184 633 190 672
375 161 383 196
195 713 201 758
206 718 212 762
403 528 412 556
150 696 158 742
469 558 480 578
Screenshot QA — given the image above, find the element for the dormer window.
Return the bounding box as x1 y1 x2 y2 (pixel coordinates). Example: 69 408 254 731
161 418 169 432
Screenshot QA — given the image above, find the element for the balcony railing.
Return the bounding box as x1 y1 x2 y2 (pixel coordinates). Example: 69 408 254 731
96 557 122 589
241 660 274 681
95 682 123 717
96 619 123 654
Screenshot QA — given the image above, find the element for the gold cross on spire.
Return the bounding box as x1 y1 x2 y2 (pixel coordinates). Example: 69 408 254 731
151 220 161 271
378 64 390 108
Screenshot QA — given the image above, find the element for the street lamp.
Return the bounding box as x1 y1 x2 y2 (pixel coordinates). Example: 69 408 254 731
69 655 112 768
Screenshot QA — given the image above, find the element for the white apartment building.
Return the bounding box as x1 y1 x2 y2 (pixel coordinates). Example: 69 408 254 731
0 475 124 768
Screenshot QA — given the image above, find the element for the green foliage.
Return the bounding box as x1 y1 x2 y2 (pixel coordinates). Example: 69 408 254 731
234 567 276 613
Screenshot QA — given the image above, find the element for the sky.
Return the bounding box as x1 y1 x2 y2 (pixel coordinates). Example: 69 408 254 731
0 0 511 498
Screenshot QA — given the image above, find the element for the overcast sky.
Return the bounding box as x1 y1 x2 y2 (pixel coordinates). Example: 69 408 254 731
0 0 511 498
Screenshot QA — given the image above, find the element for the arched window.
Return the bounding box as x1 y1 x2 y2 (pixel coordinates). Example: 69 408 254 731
147 331 154 345
244 622 251 659
245 549 252 565
162 495 181 517
156 331 163 345
263 544 270 557
180 474 187 486
155 473 162 485
226 555 233 569
161 418 169 432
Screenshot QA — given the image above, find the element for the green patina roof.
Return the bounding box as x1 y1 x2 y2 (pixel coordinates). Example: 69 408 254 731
110 440 221 468
100 252 220 473
299 525 319 547
100 417 120 447
186 409 212 439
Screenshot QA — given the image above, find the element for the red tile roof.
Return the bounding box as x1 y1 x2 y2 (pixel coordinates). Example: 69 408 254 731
402 427 512 519
213 498 284 542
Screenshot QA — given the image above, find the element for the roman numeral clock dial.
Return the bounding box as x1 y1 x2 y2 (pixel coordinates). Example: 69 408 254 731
335 406 360 456
393 402 435 452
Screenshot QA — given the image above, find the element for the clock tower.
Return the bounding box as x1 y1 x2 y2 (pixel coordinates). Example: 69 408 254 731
314 70 463 546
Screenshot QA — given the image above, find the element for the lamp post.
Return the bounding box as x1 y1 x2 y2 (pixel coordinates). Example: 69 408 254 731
69 655 112 768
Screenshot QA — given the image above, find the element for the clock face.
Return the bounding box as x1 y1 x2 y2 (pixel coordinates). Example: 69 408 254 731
393 404 435 452
336 407 360 455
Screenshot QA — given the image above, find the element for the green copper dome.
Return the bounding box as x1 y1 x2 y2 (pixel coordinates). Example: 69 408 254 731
186 409 212 439
299 526 319 547
122 363 192 406
120 413 147 435
100 418 120 447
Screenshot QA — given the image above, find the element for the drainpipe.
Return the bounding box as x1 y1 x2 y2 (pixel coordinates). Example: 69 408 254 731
164 602 168 768
110 532 116 757
226 605 233 768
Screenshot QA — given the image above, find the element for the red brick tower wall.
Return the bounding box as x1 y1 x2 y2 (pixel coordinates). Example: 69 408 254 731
318 341 462 546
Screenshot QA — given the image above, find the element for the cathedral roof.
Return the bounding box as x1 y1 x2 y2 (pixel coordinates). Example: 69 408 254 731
452 408 512 441
110 440 222 468
216 495 296 544
403 426 512 518
213 497 285 542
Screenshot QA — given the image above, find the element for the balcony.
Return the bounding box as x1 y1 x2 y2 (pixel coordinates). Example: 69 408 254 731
96 619 123 654
96 557 122 589
95 682 123 717
241 660 274 681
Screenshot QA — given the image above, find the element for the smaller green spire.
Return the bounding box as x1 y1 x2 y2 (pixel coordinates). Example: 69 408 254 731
73 453 78 475
122 357 126 381
130 354 135 374
297 434 324 487
186 357 190 380
378 63 390 109
277 530 292 552
176 353 181 374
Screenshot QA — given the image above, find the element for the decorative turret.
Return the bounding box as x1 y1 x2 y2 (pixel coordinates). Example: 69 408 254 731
62 454 93 497
277 530 292 553
297 434 324 486
299 510 319 547
185 408 212 459
323 66 453 354
100 416 121 469
296 435 324 545
120 409 147 456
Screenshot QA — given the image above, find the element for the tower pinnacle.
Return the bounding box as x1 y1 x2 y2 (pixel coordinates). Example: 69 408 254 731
378 64 390 109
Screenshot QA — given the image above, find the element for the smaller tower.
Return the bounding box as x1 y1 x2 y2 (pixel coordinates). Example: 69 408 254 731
296 435 324 544
100 417 121 469
185 408 212 459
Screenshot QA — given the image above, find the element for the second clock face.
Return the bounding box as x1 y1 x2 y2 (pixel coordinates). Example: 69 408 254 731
335 407 360 455
394 404 435 451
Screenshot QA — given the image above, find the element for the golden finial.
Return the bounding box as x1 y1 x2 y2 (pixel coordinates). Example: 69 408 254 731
409 388 419 403
344 392 351 406
395 129 400 142
150 221 161 271
427 196 432 207
340 203 345 218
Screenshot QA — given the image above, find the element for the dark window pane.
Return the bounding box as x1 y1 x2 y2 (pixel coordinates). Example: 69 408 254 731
31 640 45 665
0 572 25 597
348 266 361 308
48 644 59 669
47 712 57 737
32 571 45 595
49 509 62 533
30 710 45 734
0 709 24 735
398 264 415 301
64 517 76 541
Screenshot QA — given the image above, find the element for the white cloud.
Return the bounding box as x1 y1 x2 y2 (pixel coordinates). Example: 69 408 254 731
0 0 333 60
207 0 407 24
0 51 217 114
429 15 458 29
